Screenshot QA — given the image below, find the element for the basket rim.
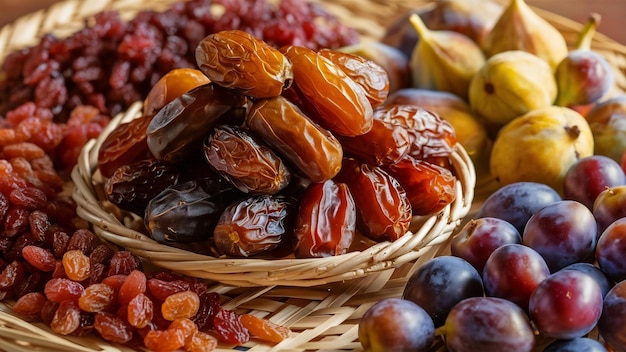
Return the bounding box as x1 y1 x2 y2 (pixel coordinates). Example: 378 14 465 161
71 101 476 287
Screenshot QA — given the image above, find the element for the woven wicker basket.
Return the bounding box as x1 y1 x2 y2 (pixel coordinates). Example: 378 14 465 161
71 99 475 287
1 0 625 351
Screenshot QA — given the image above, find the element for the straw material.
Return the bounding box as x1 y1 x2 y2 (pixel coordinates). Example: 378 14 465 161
1 0 626 351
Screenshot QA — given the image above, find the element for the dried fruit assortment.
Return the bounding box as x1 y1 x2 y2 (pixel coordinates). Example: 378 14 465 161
0 0 360 175
98 29 459 259
0 0 363 350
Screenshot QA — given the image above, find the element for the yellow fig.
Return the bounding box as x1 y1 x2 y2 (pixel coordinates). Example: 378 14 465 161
483 0 568 69
489 106 594 195
409 13 485 100
468 50 557 127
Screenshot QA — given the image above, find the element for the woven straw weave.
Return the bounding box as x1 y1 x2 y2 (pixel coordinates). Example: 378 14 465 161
0 0 625 351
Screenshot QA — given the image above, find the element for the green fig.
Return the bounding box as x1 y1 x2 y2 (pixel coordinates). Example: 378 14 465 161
554 14 615 107
409 13 485 100
483 0 568 70
468 50 557 127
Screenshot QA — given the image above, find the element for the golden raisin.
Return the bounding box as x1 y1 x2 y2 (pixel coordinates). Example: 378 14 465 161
78 283 116 313
240 313 290 344
161 290 200 321
62 249 91 281
185 331 218 352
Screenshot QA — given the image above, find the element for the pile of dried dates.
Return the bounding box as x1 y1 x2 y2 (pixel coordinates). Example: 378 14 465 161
97 29 458 259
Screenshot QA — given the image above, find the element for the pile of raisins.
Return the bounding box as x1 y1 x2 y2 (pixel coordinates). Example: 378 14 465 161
0 0 359 130
100 29 460 260
13 237 289 350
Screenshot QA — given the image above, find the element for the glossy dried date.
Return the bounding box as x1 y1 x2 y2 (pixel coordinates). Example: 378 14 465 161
203 125 291 195
384 156 457 216
97 115 153 178
104 158 180 216
196 30 293 98
337 118 410 166
145 177 239 243
374 104 456 160
213 195 294 257
146 83 251 163
335 158 412 242
143 68 211 117
294 180 356 258
318 48 389 109
244 96 342 183
280 45 373 137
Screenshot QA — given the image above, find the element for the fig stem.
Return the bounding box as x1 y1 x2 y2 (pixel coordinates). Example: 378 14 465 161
409 13 431 41
576 13 601 51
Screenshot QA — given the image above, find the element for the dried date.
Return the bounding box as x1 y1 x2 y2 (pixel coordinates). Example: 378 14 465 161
384 156 457 216
374 104 456 160
203 125 291 195
146 83 251 163
145 177 239 243
335 158 412 242
104 158 180 216
318 48 389 109
294 180 356 258
244 95 342 183
195 30 293 98
143 68 210 117
336 118 410 166
213 195 294 257
97 115 153 178
280 45 373 137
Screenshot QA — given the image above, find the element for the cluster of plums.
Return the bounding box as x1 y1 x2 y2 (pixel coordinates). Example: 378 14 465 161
359 154 626 351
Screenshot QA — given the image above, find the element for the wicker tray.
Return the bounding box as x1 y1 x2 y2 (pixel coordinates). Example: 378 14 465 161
1 0 625 351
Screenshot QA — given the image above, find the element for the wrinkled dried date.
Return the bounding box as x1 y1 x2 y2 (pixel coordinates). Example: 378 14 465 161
384 156 457 216
374 104 456 161
280 45 373 137
97 115 153 178
337 118 410 166
145 177 240 243
244 95 342 183
213 195 294 257
203 125 291 195
146 83 251 163
294 180 356 258
335 158 412 242
196 30 293 98
318 48 389 109
105 158 180 216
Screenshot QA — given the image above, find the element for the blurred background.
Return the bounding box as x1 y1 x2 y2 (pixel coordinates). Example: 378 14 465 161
1 0 625 44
